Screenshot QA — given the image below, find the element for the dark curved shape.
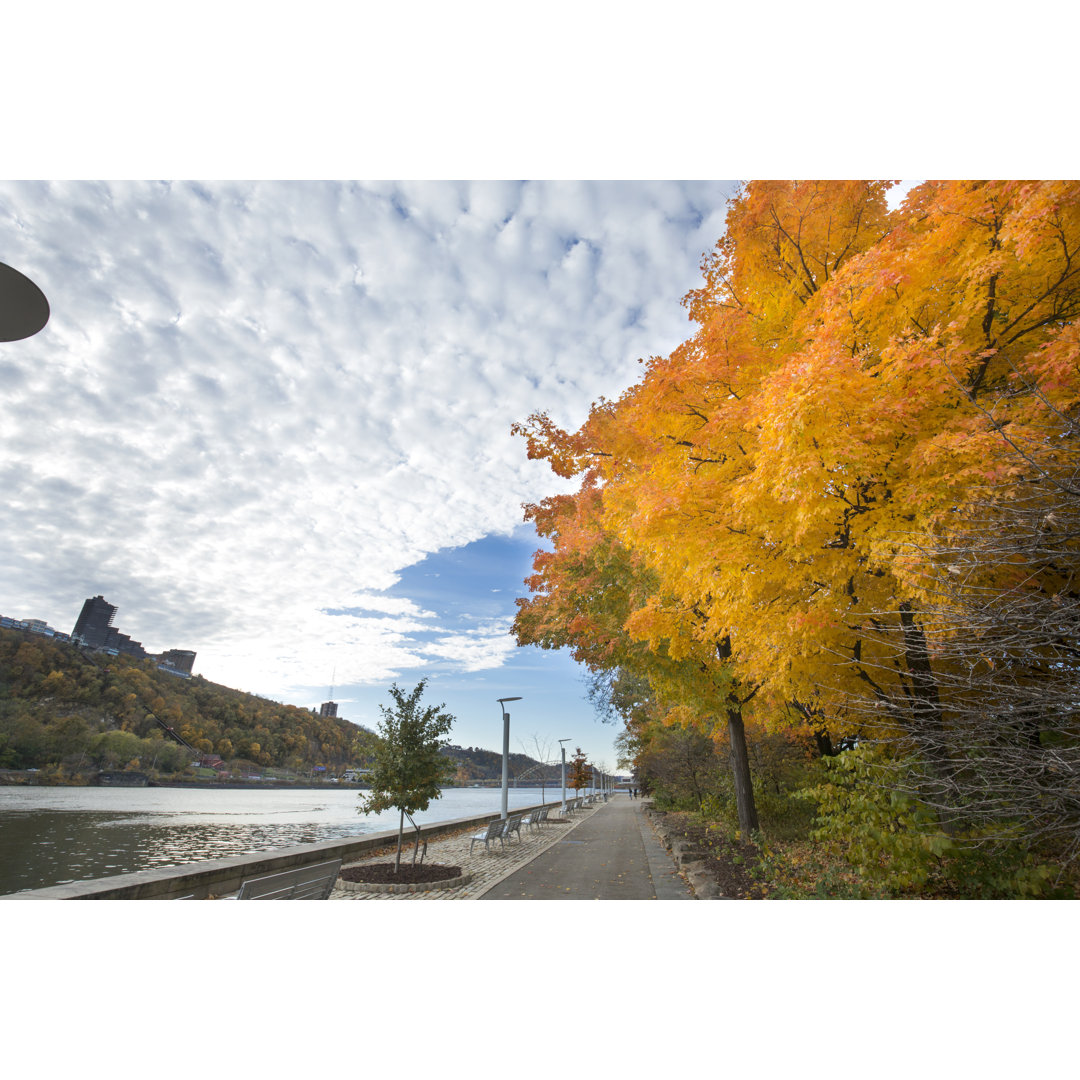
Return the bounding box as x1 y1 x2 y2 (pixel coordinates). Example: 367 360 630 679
0 262 50 341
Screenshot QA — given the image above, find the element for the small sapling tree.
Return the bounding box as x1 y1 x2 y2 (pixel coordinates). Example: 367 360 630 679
357 679 455 872
568 746 590 797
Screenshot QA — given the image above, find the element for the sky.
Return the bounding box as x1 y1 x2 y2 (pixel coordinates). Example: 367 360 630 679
0 179 739 769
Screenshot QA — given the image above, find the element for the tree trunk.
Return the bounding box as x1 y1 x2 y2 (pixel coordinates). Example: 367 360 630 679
715 635 760 833
727 706 759 834
394 808 404 873
898 602 955 785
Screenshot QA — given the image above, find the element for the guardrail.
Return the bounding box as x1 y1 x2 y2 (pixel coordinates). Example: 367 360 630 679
0 802 552 901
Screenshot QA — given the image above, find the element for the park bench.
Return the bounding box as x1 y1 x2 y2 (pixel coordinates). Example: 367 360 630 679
469 818 507 854
504 814 525 842
522 807 544 832
232 858 342 900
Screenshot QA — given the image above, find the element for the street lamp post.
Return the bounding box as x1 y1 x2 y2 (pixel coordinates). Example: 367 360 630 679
558 738 570 810
497 697 522 820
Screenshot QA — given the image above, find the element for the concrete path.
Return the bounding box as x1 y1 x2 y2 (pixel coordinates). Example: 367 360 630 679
478 795 691 900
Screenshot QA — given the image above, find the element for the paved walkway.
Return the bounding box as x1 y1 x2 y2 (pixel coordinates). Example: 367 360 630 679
329 796 691 901
480 794 691 900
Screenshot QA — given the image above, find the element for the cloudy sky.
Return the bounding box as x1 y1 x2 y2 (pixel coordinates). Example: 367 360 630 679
0 180 738 766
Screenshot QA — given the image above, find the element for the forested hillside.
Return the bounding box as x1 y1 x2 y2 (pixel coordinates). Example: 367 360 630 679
0 628 377 779
0 629 551 786
440 743 550 784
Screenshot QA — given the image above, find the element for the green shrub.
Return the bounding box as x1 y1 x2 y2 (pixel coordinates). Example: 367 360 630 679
798 744 1067 898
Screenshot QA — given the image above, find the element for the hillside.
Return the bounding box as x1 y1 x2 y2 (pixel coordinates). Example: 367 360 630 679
440 743 557 784
0 627 556 786
0 627 378 781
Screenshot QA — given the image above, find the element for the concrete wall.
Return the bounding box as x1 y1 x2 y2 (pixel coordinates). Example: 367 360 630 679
1 802 549 900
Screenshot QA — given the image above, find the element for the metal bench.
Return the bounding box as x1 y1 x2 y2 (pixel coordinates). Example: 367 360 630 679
233 859 342 900
522 808 544 833
504 814 525 842
469 818 507 854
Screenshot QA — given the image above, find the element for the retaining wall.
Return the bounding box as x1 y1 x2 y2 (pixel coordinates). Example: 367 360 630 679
1 802 551 900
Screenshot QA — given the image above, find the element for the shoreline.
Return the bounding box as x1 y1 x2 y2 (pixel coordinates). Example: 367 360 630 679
0 772 566 792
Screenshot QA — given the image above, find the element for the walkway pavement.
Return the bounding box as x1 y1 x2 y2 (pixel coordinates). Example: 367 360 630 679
329 795 691 901
480 794 691 900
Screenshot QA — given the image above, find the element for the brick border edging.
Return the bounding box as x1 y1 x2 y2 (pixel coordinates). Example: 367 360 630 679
337 870 473 895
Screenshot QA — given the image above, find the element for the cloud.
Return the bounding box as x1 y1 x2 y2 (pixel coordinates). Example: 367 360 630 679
0 180 735 700
420 618 520 673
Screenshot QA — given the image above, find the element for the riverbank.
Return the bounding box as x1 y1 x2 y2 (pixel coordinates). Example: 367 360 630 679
0 769 367 790
1 799 558 899
0 769 561 791
0 784 577 894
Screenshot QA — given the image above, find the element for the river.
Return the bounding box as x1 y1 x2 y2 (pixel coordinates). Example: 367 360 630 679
0 784 571 896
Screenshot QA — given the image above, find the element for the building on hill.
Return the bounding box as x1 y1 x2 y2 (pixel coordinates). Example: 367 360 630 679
71 595 195 670
319 701 338 717
0 614 69 640
156 648 196 674
72 595 119 649
72 595 146 658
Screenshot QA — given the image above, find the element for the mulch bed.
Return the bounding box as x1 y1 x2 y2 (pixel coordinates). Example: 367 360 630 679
339 862 463 885
661 812 770 899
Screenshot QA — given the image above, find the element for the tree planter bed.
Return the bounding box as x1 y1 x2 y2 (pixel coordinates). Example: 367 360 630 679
337 863 470 894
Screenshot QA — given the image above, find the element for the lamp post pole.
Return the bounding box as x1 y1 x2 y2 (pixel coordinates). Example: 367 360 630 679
497 697 522 820
558 738 570 810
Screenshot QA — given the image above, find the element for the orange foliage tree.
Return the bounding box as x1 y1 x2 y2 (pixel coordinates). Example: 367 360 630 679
567 746 591 796
514 180 1080 834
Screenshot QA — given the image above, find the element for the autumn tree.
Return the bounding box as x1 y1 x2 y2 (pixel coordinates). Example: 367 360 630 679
567 746 590 796
515 180 1080 849
636 722 723 813
829 385 1080 860
513 480 763 830
357 679 455 872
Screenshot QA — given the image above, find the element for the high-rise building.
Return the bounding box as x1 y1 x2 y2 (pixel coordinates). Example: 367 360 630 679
72 595 117 649
319 701 338 718
70 594 196 668
71 595 147 658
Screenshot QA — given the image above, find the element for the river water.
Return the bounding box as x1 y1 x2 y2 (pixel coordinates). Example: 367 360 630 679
0 784 571 896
